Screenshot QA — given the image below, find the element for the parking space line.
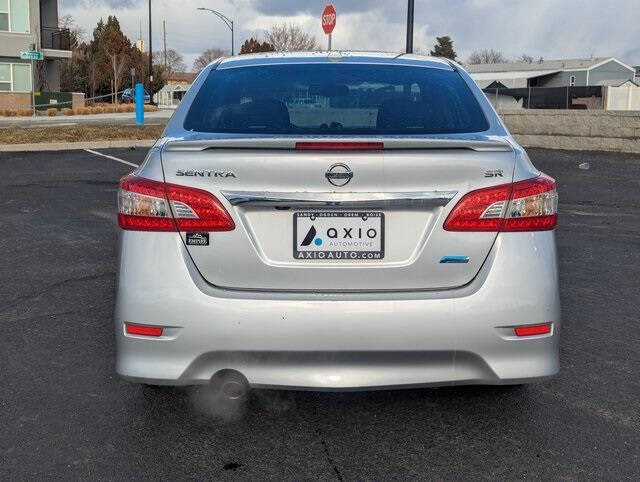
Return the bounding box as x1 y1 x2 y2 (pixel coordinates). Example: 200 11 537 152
84 149 139 168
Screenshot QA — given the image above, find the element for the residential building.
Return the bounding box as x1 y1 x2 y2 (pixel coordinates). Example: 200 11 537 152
0 0 71 108
155 71 197 107
468 57 636 89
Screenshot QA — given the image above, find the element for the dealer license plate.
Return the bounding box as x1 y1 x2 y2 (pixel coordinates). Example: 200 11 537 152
293 211 385 260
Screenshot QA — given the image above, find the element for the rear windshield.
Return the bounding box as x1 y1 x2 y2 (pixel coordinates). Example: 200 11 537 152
184 63 489 135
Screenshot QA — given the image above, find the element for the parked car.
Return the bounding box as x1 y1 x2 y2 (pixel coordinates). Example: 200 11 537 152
121 88 150 104
115 52 560 400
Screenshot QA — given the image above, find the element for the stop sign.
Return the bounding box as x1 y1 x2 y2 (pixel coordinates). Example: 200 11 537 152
322 4 337 35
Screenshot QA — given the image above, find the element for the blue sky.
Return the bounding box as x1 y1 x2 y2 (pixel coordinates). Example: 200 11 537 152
60 0 640 71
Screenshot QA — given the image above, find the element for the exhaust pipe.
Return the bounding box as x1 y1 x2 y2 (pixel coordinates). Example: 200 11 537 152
211 369 250 402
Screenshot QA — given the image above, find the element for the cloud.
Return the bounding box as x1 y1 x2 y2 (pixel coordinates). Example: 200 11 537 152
60 0 640 68
60 0 135 7
250 0 391 16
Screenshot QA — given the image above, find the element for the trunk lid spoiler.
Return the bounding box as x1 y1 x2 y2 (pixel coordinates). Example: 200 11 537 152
163 137 513 152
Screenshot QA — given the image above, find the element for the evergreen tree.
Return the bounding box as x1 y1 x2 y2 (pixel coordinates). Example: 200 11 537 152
240 38 276 55
430 36 457 60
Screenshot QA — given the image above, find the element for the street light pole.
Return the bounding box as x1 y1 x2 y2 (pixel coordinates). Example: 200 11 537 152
406 0 414 54
197 7 234 56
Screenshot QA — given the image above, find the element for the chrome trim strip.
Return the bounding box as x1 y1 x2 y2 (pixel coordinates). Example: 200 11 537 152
221 191 457 208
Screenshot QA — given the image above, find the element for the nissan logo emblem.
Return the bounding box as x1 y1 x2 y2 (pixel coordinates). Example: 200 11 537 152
325 163 353 187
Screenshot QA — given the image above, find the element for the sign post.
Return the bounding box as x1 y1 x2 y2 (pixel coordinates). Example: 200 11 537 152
20 49 43 117
322 4 336 51
31 58 34 116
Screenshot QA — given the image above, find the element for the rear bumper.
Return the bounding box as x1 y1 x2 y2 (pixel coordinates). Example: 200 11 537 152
115 231 560 389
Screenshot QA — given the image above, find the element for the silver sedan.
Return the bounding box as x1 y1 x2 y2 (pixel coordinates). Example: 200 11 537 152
115 52 560 398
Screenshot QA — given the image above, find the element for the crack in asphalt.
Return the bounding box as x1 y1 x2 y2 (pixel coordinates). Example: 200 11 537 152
0 271 114 315
317 428 344 481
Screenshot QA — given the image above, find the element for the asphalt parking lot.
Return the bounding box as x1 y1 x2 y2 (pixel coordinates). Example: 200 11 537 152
1 147 639 480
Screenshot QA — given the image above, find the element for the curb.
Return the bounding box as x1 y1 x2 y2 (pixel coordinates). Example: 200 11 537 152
0 139 156 152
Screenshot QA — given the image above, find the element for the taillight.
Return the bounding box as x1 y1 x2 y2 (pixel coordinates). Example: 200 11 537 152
503 176 558 232
118 174 235 232
443 175 557 232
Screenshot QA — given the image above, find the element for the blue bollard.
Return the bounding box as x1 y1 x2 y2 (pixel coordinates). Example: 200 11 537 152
135 83 144 125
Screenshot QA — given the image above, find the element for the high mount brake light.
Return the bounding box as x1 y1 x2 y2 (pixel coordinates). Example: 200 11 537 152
118 174 235 232
295 142 384 151
443 175 557 232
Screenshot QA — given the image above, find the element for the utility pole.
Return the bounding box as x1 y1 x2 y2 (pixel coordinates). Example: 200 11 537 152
148 0 153 83
163 20 167 70
406 0 414 54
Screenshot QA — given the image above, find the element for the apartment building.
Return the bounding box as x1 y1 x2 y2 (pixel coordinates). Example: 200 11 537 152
0 0 71 108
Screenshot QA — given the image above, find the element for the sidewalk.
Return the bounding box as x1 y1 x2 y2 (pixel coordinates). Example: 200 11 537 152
0 139 156 152
0 109 172 128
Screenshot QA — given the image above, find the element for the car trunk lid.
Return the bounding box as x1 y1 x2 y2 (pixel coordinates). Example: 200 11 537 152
161 137 514 291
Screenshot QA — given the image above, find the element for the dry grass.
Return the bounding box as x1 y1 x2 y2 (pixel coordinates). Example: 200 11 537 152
2 102 155 118
0 124 164 145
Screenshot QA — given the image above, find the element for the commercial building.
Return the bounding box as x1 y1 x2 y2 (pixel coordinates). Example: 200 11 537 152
468 57 636 89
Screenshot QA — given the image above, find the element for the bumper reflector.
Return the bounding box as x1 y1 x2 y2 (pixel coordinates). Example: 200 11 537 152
514 323 552 337
125 323 164 337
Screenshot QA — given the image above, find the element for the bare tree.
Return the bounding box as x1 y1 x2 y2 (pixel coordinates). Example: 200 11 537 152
153 49 186 74
517 54 534 64
193 48 227 71
87 56 101 99
467 49 508 65
59 13 85 48
265 23 317 51
105 48 127 103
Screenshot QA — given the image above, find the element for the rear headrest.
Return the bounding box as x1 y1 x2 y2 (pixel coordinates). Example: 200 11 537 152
211 98 290 130
376 98 427 130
